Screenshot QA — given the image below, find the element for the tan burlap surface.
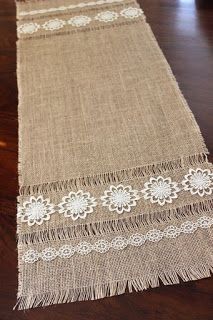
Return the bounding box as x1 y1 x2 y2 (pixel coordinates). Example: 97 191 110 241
15 0 213 309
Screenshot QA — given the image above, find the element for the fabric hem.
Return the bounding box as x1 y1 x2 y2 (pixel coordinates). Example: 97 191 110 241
14 262 213 310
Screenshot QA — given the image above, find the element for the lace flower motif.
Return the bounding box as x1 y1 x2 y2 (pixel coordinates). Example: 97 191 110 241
111 236 128 250
68 16 91 27
142 176 180 206
18 22 40 34
58 190 97 220
42 19 66 31
196 216 213 229
94 240 110 253
129 234 146 246
95 11 118 22
120 7 143 19
77 242 92 255
22 250 39 263
58 245 75 258
101 184 140 214
146 229 163 242
18 196 55 226
41 248 58 261
181 168 213 197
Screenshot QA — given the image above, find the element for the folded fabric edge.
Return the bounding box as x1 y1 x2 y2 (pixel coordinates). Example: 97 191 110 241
14 262 213 310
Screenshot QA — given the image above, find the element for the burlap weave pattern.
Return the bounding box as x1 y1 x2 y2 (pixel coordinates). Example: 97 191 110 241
15 0 213 309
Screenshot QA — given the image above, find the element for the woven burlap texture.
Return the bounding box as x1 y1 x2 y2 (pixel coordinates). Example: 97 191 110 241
15 0 213 309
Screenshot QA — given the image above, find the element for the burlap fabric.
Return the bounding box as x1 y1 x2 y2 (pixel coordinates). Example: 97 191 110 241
15 0 213 309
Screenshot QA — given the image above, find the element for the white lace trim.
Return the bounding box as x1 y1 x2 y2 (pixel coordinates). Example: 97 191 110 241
101 184 140 213
120 7 143 19
18 168 213 226
58 190 97 220
68 15 92 27
17 7 144 34
22 216 213 263
17 196 55 226
182 168 213 197
19 0 125 17
95 11 119 22
141 176 181 206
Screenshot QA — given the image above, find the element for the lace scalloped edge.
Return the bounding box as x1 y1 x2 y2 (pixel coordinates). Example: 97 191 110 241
19 153 209 196
18 198 213 244
14 262 213 310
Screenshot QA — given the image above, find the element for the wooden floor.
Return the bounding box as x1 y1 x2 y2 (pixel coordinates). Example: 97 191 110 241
0 0 213 319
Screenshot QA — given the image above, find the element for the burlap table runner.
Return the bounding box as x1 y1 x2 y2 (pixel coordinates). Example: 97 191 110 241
15 0 213 310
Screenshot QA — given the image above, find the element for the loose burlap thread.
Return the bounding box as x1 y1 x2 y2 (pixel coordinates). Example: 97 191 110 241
15 0 213 309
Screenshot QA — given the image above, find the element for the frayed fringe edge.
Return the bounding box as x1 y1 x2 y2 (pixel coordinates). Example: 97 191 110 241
19 153 209 196
19 198 213 244
14 263 213 310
